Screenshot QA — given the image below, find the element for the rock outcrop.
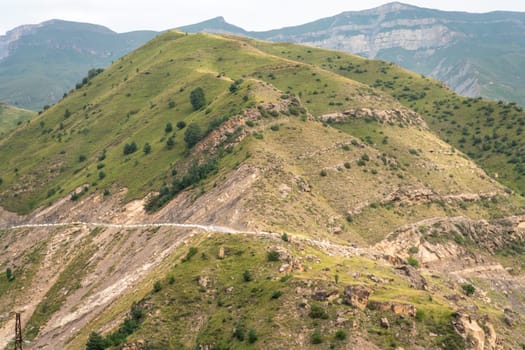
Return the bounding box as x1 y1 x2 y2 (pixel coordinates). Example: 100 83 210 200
344 285 372 310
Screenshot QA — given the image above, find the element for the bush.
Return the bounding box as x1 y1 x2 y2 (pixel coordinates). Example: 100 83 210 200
309 303 328 319
310 329 323 344
190 87 206 110
143 142 151 154
461 283 475 296
5 267 14 282
123 142 137 155
166 136 175 148
407 256 420 268
267 250 280 262
184 123 203 148
281 233 289 242
233 323 245 341
344 162 351 169
271 290 283 299
98 171 106 180
153 280 162 293
320 169 327 177
346 215 353 223
243 270 253 282
86 331 106 350
165 122 173 133
248 329 258 343
79 155 87 162
182 247 198 263
335 329 346 340
176 121 186 129
270 124 279 131
408 246 419 254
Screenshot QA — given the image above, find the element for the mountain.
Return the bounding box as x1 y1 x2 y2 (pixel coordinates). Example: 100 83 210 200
180 2 525 107
0 19 158 110
0 103 34 136
1 32 525 349
179 16 247 36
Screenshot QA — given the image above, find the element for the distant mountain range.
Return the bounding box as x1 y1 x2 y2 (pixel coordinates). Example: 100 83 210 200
180 2 525 106
0 20 157 110
1 2 524 110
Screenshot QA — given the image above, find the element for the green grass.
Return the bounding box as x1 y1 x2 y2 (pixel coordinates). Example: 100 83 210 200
0 103 35 136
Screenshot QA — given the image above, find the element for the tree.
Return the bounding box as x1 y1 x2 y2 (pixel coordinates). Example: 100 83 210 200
143 142 151 154
190 87 206 110
165 122 173 133
176 121 186 129
86 331 106 350
184 123 203 148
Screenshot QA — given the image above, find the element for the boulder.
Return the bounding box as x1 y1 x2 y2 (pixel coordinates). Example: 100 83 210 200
380 317 390 328
371 301 416 317
344 285 372 310
453 313 485 350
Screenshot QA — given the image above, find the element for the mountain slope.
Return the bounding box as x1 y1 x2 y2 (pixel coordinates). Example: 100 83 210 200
1 32 525 349
0 103 34 136
0 19 158 110
181 2 525 106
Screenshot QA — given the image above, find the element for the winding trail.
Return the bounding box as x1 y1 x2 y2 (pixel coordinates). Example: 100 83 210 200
0 221 363 257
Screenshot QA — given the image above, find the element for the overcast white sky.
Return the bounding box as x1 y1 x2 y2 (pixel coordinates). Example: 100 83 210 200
2 0 525 35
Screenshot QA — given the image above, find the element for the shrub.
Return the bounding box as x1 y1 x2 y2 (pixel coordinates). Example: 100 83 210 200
281 233 289 242
408 246 419 254
270 124 279 131
176 121 186 129
0 178 3 186
346 215 353 223
243 270 253 282
190 87 206 110
143 142 151 154
233 323 245 341
165 122 173 133
344 162 351 169
248 329 258 343
267 250 280 262
309 303 328 319
271 290 283 299
342 144 350 151
461 283 475 296
310 329 323 344
182 247 198 262
335 329 346 340
86 331 106 350
166 137 175 148
153 280 162 293
407 256 420 268
79 155 87 162
320 169 327 177
98 171 106 180
123 142 137 155
168 100 176 109
5 268 14 282
184 123 203 148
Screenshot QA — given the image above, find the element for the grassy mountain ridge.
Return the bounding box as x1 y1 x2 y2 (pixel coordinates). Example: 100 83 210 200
180 2 525 107
1 31 525 349
0 103 34 136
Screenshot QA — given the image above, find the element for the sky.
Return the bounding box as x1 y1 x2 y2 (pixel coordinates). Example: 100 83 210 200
2 0 525 35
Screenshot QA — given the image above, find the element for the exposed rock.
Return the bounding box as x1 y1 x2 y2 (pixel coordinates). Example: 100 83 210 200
453 313 485 350
198 276 210 288
380 317 390 328
218 246 225 259
279 263 291 273
394 264 427 290
312 289 339 301
371 301 416 317
267 245 291 261
485 321 497 350
344 285 372 310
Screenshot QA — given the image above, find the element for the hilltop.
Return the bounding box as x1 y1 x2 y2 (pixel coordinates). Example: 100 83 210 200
0 103 34 136
0 32 524 349
181 2 525 106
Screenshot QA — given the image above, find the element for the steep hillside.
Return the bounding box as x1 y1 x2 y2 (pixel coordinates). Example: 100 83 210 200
0 103 34 136
0 20 157 110
181 2 525 106
1 32 525 349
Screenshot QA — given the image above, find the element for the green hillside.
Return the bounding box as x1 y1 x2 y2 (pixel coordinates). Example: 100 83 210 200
1 31 525 349
237 38 525 196
0 103 34 136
